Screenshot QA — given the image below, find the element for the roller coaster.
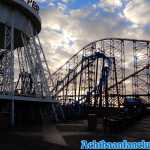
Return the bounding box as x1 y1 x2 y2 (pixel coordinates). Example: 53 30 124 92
51 38 150 113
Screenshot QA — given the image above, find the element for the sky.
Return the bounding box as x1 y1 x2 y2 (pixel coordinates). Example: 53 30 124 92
35 0 150 72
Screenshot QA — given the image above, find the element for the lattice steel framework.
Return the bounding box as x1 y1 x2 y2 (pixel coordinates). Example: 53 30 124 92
0 21 59 125
51 38 150 107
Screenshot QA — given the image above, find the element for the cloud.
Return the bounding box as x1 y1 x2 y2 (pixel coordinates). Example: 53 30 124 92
98 0 123 12
61 0 73 3
37 0 150 72
124 0 150 26
36 0 48 2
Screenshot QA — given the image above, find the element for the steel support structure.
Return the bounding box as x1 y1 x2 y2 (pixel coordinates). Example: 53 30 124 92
0 23 60 125
0 0 64 126
51 38 150 108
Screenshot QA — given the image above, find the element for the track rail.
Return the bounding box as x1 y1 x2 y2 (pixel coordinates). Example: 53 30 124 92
52 38 150 107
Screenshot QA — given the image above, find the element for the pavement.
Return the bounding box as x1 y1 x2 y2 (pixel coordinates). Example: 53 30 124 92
0 116 150 150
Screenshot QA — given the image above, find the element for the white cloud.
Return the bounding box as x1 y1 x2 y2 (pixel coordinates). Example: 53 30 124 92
98 0 123 12
124 0 150 26
38 1 150 72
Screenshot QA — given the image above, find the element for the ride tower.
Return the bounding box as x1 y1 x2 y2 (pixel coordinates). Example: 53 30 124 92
0 0 60 126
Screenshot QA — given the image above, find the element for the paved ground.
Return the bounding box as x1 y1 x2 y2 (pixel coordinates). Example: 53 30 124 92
0 116 150 150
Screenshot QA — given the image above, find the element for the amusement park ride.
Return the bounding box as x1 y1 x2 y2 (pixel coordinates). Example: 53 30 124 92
0 0 149 127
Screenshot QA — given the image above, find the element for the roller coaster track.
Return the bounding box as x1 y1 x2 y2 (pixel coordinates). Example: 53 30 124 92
52 52 111 95
108 64 150 90
51 38 150 107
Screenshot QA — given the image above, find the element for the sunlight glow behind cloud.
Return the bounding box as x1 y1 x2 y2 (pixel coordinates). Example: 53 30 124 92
37 0 150 72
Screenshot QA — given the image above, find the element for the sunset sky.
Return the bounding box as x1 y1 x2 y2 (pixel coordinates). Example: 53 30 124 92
36 0 150 72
